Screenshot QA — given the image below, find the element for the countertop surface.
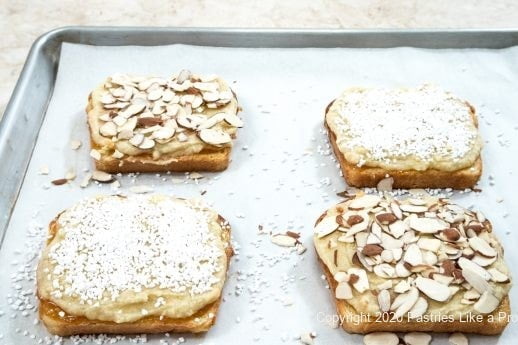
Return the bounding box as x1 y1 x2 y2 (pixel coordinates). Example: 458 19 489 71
1 0 518 117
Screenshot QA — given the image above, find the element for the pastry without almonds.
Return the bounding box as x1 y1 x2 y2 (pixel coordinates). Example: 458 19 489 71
313 192 511 334
87 70 242 173
325 85 483 189
36 195 233 335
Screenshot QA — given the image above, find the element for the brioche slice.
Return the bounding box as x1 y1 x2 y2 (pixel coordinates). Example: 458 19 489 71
313 192 511 335
87 71 242 173
325 86 482 189
37 195 233 336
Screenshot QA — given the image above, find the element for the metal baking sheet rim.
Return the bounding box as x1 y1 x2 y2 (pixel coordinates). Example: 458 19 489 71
2 26 518 247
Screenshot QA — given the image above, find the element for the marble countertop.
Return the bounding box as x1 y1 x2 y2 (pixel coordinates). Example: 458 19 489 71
1 0 518 117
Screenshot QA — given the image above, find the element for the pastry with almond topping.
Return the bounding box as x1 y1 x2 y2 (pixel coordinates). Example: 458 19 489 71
325 85 482 189
87 70 242 173
313 192 511 334
36 195 233 335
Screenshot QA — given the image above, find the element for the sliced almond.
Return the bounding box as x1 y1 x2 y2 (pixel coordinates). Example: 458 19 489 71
121 103 146 117
400 204 429 213
335 282 353 300
70 140 82 150
224 113 243 127
488 268 510 283
347 268 369 293
390 202 403 219
409 217 448 234
473 291 499 314
471 254 497 267
468 237 497 257
90 149 101 161
153 126 176 140
92 171 113 183
100 93 115 104
99 121 117 137
129 133 145 147
333 271 348 282
377 289 391 312
395 260 412 277
271 234 297 247
314 216 339 238
403 332 432 345
417 238 441 252
394 280 411 293
404 244 423 266
388 220 408 239
197 113 226 130
79 173 92 188
415 277 450 302
376 213 397 225
349 195 381 210
457 257 491 294
441 228 461 242
147 88 163 101
407 297 428 319
362 244 384 256
448 333 468 345
392 287 419 320
199 128 232 145
363 332 399 345
381 233 403 250
373 264 395 278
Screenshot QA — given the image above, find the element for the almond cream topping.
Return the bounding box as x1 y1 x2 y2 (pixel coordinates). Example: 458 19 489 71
314 193 511 320
37 195 229 323
326 85 482 171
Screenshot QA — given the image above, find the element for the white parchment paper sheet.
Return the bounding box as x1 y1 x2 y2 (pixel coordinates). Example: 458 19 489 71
1 42 518 345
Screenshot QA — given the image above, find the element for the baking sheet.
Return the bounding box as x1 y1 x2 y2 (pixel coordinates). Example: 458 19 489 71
1 42 518 344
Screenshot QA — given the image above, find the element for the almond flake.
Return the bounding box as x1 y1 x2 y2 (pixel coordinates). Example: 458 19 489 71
90 149 101 161
377 289 391 312
404 244 423 266
448 333 468 345
394 280 411 293
51 178 68 186
471 254 496 267
99 121 117 137
388 220 408 239
147 88 163 101
392 287 419 320
407 297 428 319
79 173 92 188
199 128 232 145
349 194 381 210
488 268 509 283
390 202 403 219
197 113 226 130
362 244 383 256
376 212 397 225
334 271 348 282
468 237 497 257
474 291 499 314
403 332 432 345
121 103 146 117
400 204 428 213
271 234 297 247
335 282 353 300
347 268 369 293
65 170 76 181
457 257 491 294
363 332 399 345
409 217 448 233
129 133 145 147
70 140 82 150
417 238 441 252
91 171 113 183
314 216 339 238
415 276 450 302
224 113 243 127
129 185 153 194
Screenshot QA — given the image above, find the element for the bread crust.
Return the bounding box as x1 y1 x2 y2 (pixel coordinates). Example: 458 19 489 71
318 256 510 335
38 213 233 336
324 100 482 189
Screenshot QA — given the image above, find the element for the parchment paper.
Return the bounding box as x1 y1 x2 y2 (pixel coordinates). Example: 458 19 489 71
1 42 518 344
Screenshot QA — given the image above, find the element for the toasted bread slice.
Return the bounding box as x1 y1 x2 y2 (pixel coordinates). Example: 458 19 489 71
37 195 233 336
87 72 241 173
325 86 482 189
313 193 511 335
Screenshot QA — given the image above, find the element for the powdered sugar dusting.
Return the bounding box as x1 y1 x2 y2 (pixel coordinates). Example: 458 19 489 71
42 195 224 304
333 85 480 166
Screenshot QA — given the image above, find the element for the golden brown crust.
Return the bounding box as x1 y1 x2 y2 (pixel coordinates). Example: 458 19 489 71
318 256 510 335
325 100 482 189
38 212 233 336
86 91 232 173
